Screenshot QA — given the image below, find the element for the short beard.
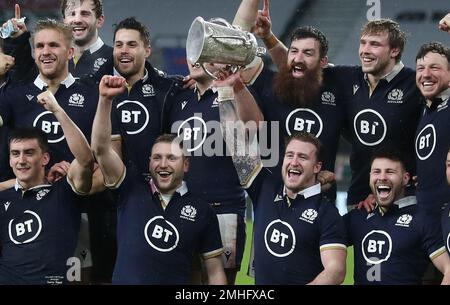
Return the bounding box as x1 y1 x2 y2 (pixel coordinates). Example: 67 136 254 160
273 63 323 107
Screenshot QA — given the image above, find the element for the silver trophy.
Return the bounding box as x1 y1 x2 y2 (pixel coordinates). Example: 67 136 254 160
186 16 266 79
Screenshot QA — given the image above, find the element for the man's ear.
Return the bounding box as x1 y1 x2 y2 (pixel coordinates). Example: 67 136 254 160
96 15 105 28
314 161 322 174
183 157 189 173
320 56 328 68
42 152 50 167
390 47 400 59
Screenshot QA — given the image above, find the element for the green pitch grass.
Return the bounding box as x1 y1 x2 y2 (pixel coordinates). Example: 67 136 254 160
235 221 355 285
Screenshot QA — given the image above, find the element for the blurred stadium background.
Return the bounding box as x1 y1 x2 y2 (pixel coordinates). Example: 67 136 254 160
1 0 447 284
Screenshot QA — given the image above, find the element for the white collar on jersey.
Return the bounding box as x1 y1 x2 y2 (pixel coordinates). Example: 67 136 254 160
34 73 76 90
393 196 417 209
113 68 149 83
283 182 321 199
436 88 450 102
364 61 404 83
86 37 105 54
149 179 188 197
14 179 51 192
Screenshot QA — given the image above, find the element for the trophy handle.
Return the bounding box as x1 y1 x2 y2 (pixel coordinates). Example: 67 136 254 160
201 64 242 80
209 17 233 28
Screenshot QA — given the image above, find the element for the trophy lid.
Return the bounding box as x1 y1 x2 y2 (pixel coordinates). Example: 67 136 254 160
186 16 206 64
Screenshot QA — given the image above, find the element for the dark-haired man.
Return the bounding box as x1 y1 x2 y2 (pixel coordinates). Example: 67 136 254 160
91 75 226 284
0 89 94 284
345 148 450 284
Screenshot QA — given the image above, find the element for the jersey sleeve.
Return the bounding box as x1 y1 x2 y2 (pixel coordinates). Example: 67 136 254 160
244 167 271 208
420 212 446 260
319 202 347 251
199 204 224 259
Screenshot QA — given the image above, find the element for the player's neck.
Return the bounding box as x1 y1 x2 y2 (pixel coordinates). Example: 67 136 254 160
367 60 396 88
17 175 47 191
74 34 99 59
40 70 70 94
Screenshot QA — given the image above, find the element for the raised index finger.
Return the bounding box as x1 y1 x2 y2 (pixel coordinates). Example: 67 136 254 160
15 4 21 20
262 0 270 16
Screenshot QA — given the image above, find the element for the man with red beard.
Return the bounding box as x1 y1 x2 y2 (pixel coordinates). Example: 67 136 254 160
252 0 422 209
344 148 450 285
250 26 346 202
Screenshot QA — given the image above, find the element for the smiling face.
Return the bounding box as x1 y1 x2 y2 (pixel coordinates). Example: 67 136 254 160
359 31 399 77
370 158 409 207
287 38 326 79
416 51 450 100
113 28 150 83
281 139 322 197
149 141 189 195
33 28 73 82
9 139 49 189
63 0 103 48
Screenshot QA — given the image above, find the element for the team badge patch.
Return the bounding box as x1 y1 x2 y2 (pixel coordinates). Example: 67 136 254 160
395 214 412 227
142 84 155 97
180 205 197 221
93 57 107 71
68 93 85 107
387 89 403 104
300 209 318 224
321 91 336 106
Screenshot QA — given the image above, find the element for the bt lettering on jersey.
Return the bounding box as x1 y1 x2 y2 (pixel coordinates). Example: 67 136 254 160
447 232 450 253
353 109 387 146
415 124 437 160
8 210 42 244
177 116 208 153
285 109 323 137
144 216 179 252
171 116 280 166
33 111 64 143
117 100 149 135
264 219 296 258
361 230 392 265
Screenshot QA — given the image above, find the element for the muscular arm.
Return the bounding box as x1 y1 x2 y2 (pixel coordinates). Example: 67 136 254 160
308 248 347 285
431 251 450 285
204 256 227 285
91 75 127 187
37 91 94 194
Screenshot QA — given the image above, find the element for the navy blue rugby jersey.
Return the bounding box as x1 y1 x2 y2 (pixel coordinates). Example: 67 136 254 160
334 64 421 205
111 62 185 179
110 168 223 284
414 91 450 211
442 203 450 255
345 197 446 285
250 67 347 200
0 74 99 165
168 88 246 210
0 179 82 284
246 169 346 284
69 38 113 78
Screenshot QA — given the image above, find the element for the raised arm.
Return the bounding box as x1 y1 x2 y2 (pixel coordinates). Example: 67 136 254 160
91 75 127 187
439 12 450 33
36 91 94 194
215 71 262 187
1 4 37 84
253 0 287 70
228 0 262 85
214 70 263 125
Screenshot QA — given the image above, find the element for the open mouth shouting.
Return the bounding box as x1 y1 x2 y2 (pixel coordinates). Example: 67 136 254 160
290 63 307 78
375 182 392 202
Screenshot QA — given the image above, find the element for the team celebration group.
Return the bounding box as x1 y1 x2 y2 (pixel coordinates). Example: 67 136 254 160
0 0 449 285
